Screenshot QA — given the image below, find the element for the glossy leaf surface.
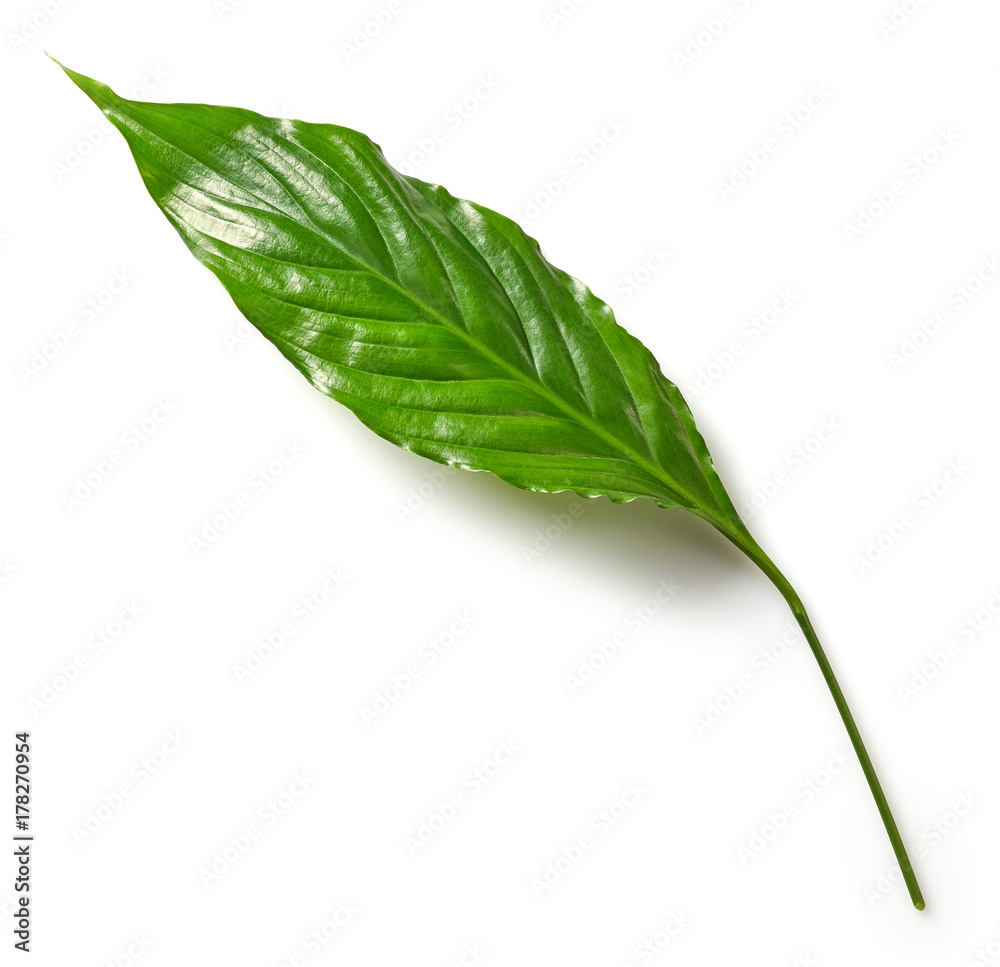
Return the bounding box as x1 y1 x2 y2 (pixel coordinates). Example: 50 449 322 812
60 63 755 549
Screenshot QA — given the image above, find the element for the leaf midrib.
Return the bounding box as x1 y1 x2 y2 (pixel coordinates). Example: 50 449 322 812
113 89 711 514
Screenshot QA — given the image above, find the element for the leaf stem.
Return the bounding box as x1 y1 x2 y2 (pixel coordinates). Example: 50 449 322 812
711 522 925 911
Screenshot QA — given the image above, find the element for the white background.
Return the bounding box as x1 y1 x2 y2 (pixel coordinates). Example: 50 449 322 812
3 0 1000 964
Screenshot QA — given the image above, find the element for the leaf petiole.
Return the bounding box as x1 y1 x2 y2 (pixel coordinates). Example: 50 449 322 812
712 521 926 911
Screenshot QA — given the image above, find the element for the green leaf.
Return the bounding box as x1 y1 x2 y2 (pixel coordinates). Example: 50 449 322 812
57 60 926 911
56 60 753 547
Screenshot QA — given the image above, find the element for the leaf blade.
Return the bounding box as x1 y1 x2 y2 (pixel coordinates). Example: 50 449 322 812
61 63 753 535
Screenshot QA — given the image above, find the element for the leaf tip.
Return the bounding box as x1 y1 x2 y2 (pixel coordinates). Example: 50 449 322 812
52 59 120 115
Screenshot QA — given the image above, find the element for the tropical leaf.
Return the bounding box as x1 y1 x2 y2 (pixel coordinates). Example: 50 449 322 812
57 61 925 911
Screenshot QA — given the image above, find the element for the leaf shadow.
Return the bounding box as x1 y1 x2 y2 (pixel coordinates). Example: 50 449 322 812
436 457 760 613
